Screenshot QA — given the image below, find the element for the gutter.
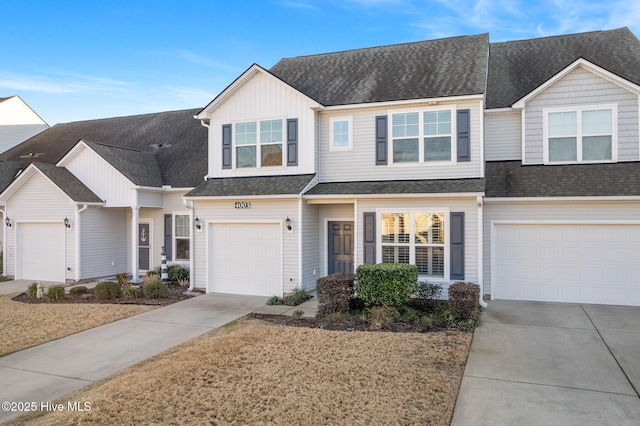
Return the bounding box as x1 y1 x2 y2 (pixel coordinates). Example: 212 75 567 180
74 204 89 281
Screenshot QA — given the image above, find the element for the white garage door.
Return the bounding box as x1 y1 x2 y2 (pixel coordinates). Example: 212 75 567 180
494 224 640 306
19 223 65 282
210 223 282 296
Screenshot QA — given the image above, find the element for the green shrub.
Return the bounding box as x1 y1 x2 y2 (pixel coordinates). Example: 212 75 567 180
396 305 419 323
282 288 312 306
316 273 355 315
69 286 88 295
266 295 282 305
94 281 122 300
416 282 443 300
47 285 66 300
168 264 189 282
448 282 480 321
122 285 140 299
26 282 38 298
355 263 418 308
143 281 169 299
292 309 304 317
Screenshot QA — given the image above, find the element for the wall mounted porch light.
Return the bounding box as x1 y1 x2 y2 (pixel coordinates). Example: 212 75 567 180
194 217 202 230
5 217 11 228
64 217 71 229
285 217 292 232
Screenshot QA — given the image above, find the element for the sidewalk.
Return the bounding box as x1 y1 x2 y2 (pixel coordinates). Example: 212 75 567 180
0 292 267 423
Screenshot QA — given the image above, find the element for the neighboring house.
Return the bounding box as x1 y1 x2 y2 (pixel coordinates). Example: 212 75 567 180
1 28 639 307
0 96 49 153
0 109 207 284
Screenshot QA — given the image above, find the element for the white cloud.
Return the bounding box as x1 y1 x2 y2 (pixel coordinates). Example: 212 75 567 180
0 70 132 95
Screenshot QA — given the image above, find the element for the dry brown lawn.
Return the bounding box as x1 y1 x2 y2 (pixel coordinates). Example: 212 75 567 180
0 293 155 356
14 318 472 426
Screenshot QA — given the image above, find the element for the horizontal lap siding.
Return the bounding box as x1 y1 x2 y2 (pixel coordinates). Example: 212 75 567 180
524 67 640 164
193 199 299 293
300 202 319 292
483 200 640 296
6 173 76 281
318 100 483 182
80 207 128 278
485 111 522 160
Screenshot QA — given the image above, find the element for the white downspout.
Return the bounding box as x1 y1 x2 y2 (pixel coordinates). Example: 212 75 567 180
477 196 487 308
183 199 195 291
131 206 140 283
74 204 88 281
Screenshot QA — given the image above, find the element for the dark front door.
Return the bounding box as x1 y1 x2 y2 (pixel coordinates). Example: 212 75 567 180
139 223 150 270
328 221 354 274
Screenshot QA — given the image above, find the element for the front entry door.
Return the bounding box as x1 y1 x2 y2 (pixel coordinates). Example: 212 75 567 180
328 221 354 274
139 223 150 271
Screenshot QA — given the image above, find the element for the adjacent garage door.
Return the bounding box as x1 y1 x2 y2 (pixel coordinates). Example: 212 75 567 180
493 223 640 306
209 223 282 296
18 223 65 282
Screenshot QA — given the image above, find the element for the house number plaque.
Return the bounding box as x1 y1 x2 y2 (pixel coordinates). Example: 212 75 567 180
234 201 251 209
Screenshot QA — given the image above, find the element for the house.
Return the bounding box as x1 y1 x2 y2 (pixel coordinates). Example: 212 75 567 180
1 28 639 306
0 109 207 284
0 96 48 153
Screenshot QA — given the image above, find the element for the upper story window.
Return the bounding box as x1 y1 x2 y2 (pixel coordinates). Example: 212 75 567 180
235 119 283 168
391 108 455 163
544 105 617 164
330 117 352 150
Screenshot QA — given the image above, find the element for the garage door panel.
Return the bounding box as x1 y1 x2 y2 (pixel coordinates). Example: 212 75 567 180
19 223 65 282
494 224 640 306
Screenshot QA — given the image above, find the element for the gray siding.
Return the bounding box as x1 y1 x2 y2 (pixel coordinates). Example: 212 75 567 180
524 66 639 164
485 111 522 160
80 207 128 278
300 201 319 292
0 124 48 153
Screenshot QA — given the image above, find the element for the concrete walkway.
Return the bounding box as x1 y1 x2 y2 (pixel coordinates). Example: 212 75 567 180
451 301 640 425
0 292 266 423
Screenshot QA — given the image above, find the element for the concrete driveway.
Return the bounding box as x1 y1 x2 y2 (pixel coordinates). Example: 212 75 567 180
451 301 640 425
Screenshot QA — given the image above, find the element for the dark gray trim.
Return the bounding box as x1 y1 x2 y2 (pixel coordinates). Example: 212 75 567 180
222 124 232 169
456 109 470 162
363 212 376 264
286 118 298 166
375 116 388 165
450 212 465 280
164 214 172 261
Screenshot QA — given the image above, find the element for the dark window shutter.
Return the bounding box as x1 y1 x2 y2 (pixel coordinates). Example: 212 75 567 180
287 118 298 166
456 109 470 162
164 214 172 261
363 212 376 264
450 212 465 280
222 124 232 169
375 115 388 165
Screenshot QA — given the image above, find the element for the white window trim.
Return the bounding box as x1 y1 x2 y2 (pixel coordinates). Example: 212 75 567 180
173 211 191 262
329 116 353 151
233 117 286 168
376 208 450 280
387 106 457 165
542 104 618 164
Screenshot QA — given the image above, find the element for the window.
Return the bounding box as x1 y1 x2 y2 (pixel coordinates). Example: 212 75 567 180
545 105 616 163
330 117 352 150
174 214 190 261
235 119 283 168
380 211 447 278
391 108 455 163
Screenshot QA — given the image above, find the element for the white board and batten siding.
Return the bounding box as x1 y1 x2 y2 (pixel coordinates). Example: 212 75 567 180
484 110 522 161
207 71 316 178
523 66 640 164
484 200 640 306
193 199 300 296
5 172 76 282
355 197 480 293
318 100 484 182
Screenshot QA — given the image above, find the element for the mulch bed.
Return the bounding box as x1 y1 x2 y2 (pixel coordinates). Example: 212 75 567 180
11 282 201 306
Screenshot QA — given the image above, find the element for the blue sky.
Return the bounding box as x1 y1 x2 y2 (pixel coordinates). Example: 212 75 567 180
2 0 639 125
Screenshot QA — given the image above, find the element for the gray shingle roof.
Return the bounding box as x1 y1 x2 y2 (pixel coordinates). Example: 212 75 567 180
33 163 103 203
186 174 316 197
305 178 485 195
84 141 163 187
269 34 489 106
0 109 207 187
485 160 640 197
487 27 640 109
0 161 23 193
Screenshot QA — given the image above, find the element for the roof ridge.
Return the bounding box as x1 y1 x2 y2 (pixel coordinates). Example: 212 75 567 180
83 140 150 154
53 107 202 126
490 27 629 46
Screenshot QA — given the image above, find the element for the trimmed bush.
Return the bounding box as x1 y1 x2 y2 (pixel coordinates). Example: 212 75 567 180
47 285 66 300
168 264 189 282
355 263 418 308
143 281 169 299
416 282 443 300
69 286 88 295
448 281 480 321
122 285 140 299
26 282 38 298
316 273 355 315
94 281 122 300
115 273 129 287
